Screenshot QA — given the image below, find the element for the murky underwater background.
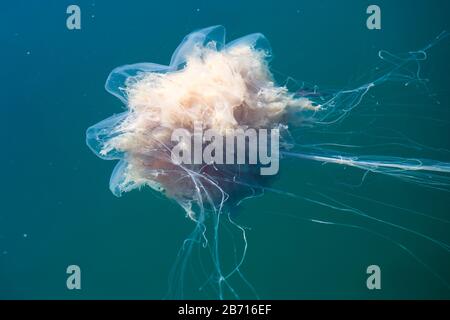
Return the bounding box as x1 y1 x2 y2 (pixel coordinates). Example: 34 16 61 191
1 0 449 299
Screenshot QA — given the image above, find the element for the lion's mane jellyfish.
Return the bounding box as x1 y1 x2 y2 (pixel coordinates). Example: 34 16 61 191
87 26 450 298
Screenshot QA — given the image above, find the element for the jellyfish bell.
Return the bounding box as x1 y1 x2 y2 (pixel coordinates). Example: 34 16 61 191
86 25 316 213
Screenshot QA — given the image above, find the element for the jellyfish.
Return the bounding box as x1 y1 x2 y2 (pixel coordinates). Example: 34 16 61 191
86 26 450 298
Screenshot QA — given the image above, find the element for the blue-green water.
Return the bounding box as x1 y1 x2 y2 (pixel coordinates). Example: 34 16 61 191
1 0 449 299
